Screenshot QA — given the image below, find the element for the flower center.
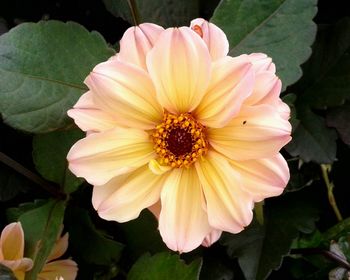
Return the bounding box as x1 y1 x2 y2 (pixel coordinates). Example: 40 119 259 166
152 113 208 168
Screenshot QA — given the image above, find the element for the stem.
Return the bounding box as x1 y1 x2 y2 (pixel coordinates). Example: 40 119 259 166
321 164 343 222
0 152 64 198
291 248 350 270
127 0 140 26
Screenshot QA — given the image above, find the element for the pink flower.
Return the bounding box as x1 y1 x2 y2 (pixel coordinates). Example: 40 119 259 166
67 18 291 253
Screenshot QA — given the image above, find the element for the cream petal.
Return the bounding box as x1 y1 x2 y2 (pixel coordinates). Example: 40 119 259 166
195 151 254 233
202 229 222 247
229 154 289 202
190 18 229 60
147 27 211 114
0 222 24 260
85 59 163 130
46 233 68 262
67 127 155 185
38 260 78 280
119 23 164 70
208 104 292 160
194 55 254 128
67 91 118 132
248 53 276 74
244 72 281 106
94 165 166 223
159 167 211 253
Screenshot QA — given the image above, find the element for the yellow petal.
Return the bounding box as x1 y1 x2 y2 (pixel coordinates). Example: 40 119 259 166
0 222 24 260
159 167 211 253
195 151 254 233
67 127 155 185
194 55 254 128
67 91 118 132
93 165 166 222
85 59 163 130
119 23 164 70
229 154 290 202
0 258 33 274
208 104 292 160
38 260 78 280
190 18 229 60
46 233 68 262
147 27 211 114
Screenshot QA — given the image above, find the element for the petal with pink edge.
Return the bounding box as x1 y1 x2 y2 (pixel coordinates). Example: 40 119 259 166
38 260 78 280
202 229 222 247
94 165 167 223
159 167 211 253
46 233 69 262
67 91 117 133
229 154 290 202
85 59 163 130
195 151 254 234
147 27 211 114
67 127 155 186
248 53 276 74
119 23 164 70
208 104 292 160
195 55 254 128
190 18 229 60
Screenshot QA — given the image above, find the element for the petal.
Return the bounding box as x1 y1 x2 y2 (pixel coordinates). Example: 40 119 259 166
190 18 229 60
38 260 78 280
0 222 24 260
85 59 163 130
194 55 254 128
93 165 166 223
208 104 292 160
46 233 68 262
67 91 118 132
147 27 211 114
248 53 276 74
244 72 281 106
67 127 155 185
229 154 290 202
0 258 33 273
159 167 211 253
119 23 164 70
195 151 254 233
202 229 222 247
148 201 161 219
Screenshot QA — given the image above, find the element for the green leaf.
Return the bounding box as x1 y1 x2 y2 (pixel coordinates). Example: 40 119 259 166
327 103 350 146
65 207 124 266
221 192 319 280
298 18 350 109
0 163 29 201
11 199 66 280
323 217 350 242
211 0 317 90
0 264 16 280
6 199 47 221
285 107 337 163
32 129 84 194
103 0 199 27
118 209 167 261
0 20 115 133
128 252 202 280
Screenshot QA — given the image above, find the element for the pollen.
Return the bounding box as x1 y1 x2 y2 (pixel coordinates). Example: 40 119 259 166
152 113 208 168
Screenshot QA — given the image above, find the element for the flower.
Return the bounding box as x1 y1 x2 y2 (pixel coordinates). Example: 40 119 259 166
0 222 33 280
38 230 78 280
0 222 77 280
67 18 292 253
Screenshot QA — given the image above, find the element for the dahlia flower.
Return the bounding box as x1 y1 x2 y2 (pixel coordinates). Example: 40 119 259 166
0 222 33 280
67 18 292 252
0 222 77 280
